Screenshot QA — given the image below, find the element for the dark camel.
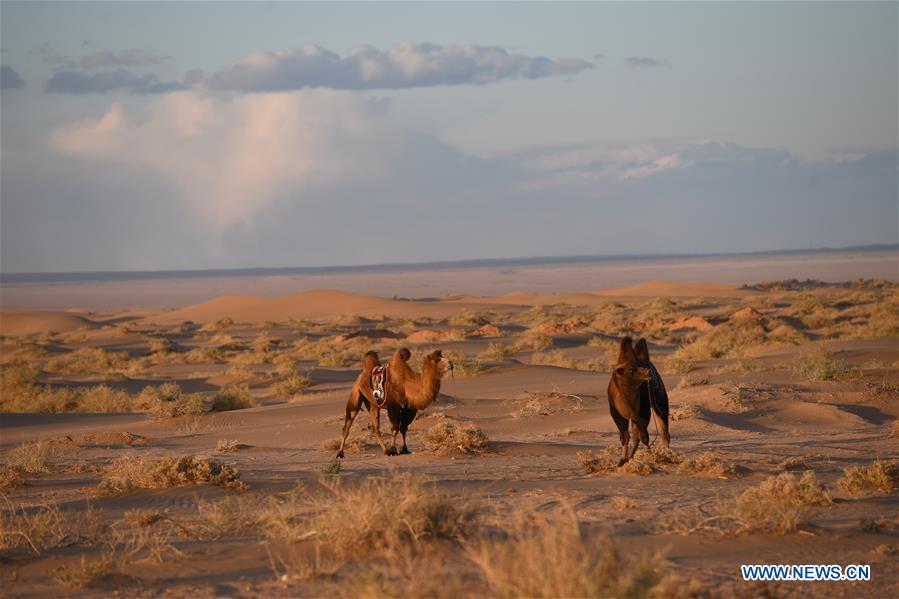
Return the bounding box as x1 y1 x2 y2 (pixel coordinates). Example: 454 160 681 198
607 336 670 465
335 348 452 458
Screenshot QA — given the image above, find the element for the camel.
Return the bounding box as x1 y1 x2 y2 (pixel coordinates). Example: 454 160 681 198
335 347 453 458
607 336 670 465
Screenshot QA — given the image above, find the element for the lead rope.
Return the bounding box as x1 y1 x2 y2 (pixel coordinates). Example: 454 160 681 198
647 367 662 449
450 367 463 421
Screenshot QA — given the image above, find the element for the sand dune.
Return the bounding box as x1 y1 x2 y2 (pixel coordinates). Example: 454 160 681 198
0 309 97 336
595 279 751 297
148 289 527 324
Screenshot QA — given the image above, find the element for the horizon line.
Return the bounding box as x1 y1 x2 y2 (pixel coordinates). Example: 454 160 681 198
1 243 896 284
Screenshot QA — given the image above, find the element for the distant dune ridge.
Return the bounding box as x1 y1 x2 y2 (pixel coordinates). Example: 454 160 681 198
0 280 754 334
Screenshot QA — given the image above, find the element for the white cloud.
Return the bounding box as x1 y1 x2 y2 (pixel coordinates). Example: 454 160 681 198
52 91 402 233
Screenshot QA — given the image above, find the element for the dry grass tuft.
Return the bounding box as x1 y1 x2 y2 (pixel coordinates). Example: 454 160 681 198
729 471 832 533
0 466 25 490
210 384 257 412
215 439 245 453
577 446 654 475
836 459 899 496
425 421 489 454
653 471 831 536
779 456 812 471
271 371 312 398
136 382 204 418
54 556 112 588
792 347 849 381
7 440 59 474
467 507 671 599
308 473 474 555
97 454 246 495
515 390 584 417
670 404 703 421
677 451 737 478
611 496 638 511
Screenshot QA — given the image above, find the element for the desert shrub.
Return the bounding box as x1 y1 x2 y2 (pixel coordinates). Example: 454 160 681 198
425 421 489 454
516 391 584 417
664 355 695 374
271 371 312 398
611 496 638 511
210 385 256 412
653 471 831 536
6 440 59 474
669 317 804 365
577 447 619 474
54 556 112 588
215 439 240 453
0 359 41 392
730 472 831 533
0 466 25 490
147 337 176 355
467 507 672 599
792 347 849 381
515 332 553 352
321 459 342 475
677 451 737 478
670 404 703 421
0 499 105 554
478 342 515 361
45 347 131 375
135 383 205 418
577 446 654 475
77 384 133 412
97 454 246 495
308 473 473 555
836 460 899 496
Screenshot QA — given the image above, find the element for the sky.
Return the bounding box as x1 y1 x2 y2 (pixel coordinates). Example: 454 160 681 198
1 1 896 273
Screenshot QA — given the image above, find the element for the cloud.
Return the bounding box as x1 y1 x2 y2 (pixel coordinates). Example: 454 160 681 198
51 91 436 233
45 69 186 94
79 48 170 69
623 56 670 69
1 65 25 90
207 41 594 92
28 91 895 271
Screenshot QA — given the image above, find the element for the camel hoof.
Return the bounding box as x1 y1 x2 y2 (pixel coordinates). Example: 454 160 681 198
386 447 398 456
399 447 410 455
336 451 344 459
617 459 627 467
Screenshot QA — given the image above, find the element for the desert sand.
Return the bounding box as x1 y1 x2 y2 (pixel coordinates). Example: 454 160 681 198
1 267 897 597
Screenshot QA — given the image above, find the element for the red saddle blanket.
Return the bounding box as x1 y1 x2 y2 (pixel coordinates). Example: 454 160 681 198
370 365 389 409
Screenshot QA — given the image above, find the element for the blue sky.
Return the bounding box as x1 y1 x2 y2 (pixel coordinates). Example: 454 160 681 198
1 1 896 272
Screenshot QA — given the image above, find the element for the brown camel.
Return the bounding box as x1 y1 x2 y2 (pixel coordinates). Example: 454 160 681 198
335 347 453 458
607 336 670 465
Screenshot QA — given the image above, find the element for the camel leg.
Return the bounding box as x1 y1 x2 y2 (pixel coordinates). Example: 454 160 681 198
386 405 402 456
628 420 647 459
368 404 393 455
399 408 417 454
336 389 363 459
609 402 630 466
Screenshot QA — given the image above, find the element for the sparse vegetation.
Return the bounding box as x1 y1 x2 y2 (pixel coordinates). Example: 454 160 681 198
837 459 899 496
7 440 59 474
136 382 205 418
516 390 584 417
792 346 849 381
425 421 489 454
677 451 737 478
307 473 473 555
97 454 246 495
210 384 256 412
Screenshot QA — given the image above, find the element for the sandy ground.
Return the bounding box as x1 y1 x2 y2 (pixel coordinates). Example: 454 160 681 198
1 272 897 597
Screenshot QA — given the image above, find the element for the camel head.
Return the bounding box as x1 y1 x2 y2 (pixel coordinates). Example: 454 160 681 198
423 349 454 378
612 337 651 393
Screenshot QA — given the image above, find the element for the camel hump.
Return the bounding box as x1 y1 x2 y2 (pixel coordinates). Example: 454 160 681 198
393 347 412 362
362 350 380 371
